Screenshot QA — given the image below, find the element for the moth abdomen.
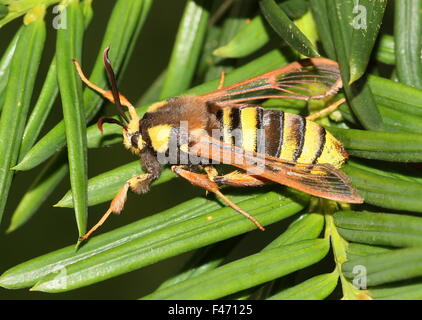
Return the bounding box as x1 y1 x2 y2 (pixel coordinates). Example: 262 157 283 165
217 106 346 168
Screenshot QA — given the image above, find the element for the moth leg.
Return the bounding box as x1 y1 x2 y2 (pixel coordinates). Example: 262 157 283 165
78 173 152 243
73 59 131 107
73 54 139 121
171 165 265 231
203 166 219 196
218 71 226 90
306 98 346 121
204 165 218 181
214 170 269 187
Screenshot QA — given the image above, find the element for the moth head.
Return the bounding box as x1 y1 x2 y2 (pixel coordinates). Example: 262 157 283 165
97 114 145 154
96 46 145 154
123 118 145 154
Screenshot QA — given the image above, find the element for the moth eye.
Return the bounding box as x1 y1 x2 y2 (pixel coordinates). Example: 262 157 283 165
131 133 139 148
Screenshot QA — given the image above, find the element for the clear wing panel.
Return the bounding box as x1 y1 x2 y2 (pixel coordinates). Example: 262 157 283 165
201 58 342 104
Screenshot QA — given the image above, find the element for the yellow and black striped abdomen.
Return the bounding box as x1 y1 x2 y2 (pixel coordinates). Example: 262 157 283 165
216 106 347 168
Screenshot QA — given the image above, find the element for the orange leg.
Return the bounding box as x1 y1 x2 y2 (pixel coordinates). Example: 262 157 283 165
204 165 218 181
73 58 140 122
306 98 346 121
172 165 265 231
213 170 269 187
78 173 152 243
218 71 226 90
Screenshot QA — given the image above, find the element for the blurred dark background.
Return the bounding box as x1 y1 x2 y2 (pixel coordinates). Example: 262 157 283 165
0 0 188 300
0 0 286 300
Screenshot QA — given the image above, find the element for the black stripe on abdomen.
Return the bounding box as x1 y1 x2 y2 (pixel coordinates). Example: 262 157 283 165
312 126 327 164
262 110 284 157
230 107 242 148
255 107 264 153
215 109 224 142
292 116 306 161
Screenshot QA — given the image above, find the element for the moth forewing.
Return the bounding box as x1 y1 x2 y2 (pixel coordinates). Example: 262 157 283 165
200 57 343 105
189 135 363 204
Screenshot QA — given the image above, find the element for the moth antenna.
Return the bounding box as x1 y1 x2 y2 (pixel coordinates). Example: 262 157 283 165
103 47 130 123
103 48 140 124
97 116 127 133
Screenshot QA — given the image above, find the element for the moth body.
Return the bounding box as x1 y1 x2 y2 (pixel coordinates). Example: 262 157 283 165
74 54 363 242
124 96 348 171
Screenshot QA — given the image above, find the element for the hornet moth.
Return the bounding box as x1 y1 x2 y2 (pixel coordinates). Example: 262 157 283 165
74 48 363 242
